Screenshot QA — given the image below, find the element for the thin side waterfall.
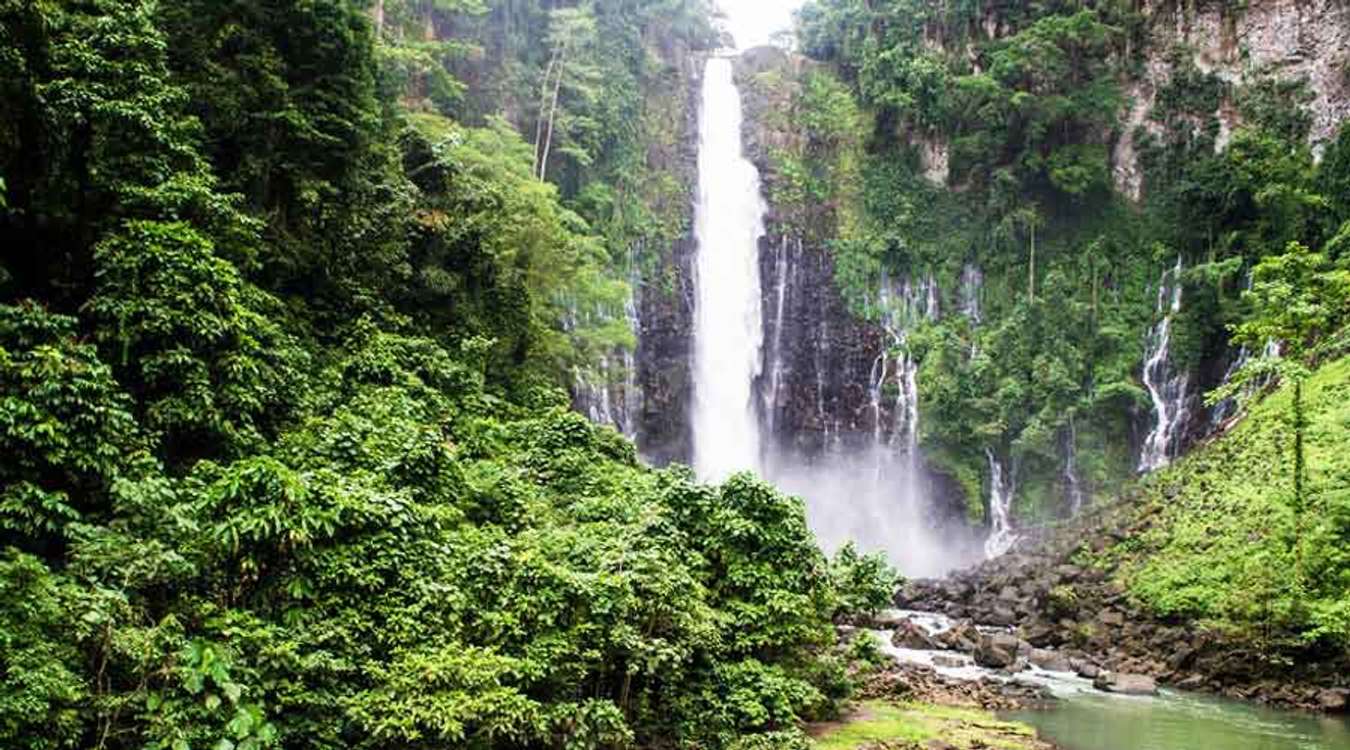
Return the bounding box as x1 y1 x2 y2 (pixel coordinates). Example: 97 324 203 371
1210 272 1281 429
959 263 983 325
985 449 1018 558
765 236 796 436
874 274 934 460
1063 418 1085 516
566 291 640 440
1139 257 1191 473
690 56 766 482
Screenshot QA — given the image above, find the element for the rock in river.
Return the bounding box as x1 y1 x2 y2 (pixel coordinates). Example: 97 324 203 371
974 632 1021 669
1093 672 1159 696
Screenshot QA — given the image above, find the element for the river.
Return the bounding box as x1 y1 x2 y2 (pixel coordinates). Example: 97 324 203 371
875 611 1350 750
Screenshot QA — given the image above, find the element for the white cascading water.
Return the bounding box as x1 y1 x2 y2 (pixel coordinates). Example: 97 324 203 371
764 236 798 436
1139 257 1191 473
984 449 1018 557
690 56 766 482
568 246 643 440
686 54 971 577
1063 417 1085 516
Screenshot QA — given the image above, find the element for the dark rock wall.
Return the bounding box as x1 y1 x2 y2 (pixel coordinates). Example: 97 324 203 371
634 55 702 467
756 227 884 458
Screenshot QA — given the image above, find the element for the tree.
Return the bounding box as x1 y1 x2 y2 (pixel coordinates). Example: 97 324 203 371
1216 241 1350 588
533 6 600 181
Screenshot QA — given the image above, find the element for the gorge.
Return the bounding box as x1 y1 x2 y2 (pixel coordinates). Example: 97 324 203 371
3 0 1350 748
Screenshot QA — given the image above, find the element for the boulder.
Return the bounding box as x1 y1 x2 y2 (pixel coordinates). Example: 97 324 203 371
1097 610 1125 627
1027 648 1073 673
1093 672 1159 696
1073 660 1101 679
1019 621 1059 648
1174 674 1206 691
865 610 912 630
1054 564 1082 582
891 620 941 650
980 606 1017 627
936 620 979 652
1317 689 1349 713
974 632 1022 669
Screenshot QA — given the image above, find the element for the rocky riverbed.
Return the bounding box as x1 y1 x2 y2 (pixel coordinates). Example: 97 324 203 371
884 511 1350 714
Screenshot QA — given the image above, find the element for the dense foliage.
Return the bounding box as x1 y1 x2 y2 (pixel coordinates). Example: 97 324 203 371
1090 353 1350 649
0 1 896 748
789 0 1350 521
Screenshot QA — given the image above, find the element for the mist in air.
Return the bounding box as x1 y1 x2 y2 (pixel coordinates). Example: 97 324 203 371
718 0 801 49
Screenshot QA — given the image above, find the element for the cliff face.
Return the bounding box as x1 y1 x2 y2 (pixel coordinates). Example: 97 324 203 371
633 49 703 467
736 48 887 459
1113 0 1350 198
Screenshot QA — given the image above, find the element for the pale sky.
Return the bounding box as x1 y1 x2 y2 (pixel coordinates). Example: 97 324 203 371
718 0 804 50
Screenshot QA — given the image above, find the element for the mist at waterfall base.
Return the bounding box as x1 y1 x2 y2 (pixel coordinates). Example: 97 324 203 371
689 56 978 579
764 448 982 578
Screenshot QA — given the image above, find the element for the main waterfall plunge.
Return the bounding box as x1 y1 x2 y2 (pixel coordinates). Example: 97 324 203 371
689 56 970 577
690 57 765 481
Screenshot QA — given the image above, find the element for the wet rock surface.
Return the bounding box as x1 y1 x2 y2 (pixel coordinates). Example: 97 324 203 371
894 504 1350 713
1093 672 1160 696
862 661 1058 712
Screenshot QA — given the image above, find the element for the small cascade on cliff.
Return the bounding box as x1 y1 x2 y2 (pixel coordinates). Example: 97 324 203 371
984 449 1019 557
764 236 798 436
566 291 640 440
873 273 935 461
1210 273 1282 430
959 263 983 325
690 56 766 482
1063 418 1085 516
1139 257 1192 473
959 263 983 357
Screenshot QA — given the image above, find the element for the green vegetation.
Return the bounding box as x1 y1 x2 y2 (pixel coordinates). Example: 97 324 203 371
809 701 1045 750
1114 353 1350 649
791 0 1350 522
0 1 899 748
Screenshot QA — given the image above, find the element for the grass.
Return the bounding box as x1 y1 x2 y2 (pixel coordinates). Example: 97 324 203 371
810 701 1045 750
1113 354 1350 643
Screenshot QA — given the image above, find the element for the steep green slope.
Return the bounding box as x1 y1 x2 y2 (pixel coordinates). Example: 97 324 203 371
1116 352 1350 647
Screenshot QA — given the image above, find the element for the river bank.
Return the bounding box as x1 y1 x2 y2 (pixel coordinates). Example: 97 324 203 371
889 500 1350 713
841 610 1350 750
810 654 1058 749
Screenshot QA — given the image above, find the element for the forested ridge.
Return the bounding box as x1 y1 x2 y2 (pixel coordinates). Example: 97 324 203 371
0 2 897 748
768 0 1350 656
764 0 1350 522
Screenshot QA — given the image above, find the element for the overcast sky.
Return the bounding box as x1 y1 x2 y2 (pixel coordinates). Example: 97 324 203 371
718 0 804 49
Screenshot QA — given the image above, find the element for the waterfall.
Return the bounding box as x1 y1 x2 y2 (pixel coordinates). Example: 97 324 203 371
959 263 983 325
690 56 766 482
1063 418 1085 516
1210 272 1281 429
765 236 795 436
684 55 975 577
1138 257 1192 473
984 449 1019 558
567 294 640 440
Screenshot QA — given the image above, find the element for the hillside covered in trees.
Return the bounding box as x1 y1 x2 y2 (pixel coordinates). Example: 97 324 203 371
5 0 1350 747
0 2 900 748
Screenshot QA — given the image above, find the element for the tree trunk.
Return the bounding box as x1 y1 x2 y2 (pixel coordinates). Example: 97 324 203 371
538 43 567 181
1028 224 1036 303
1293 378 1305 593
